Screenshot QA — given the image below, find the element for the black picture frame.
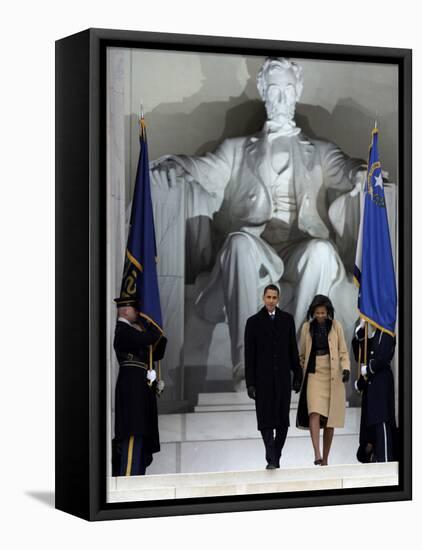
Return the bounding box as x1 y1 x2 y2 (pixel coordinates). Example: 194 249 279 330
55 27 412 521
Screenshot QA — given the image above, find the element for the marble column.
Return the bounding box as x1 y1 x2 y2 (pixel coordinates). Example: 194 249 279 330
106 47 131 474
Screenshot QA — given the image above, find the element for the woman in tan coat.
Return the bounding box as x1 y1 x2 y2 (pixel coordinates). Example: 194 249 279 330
296 295 350 465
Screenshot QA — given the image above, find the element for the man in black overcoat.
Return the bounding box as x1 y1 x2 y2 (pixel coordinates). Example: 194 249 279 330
112 297 167 476
352 323 397 462
245 284 302 469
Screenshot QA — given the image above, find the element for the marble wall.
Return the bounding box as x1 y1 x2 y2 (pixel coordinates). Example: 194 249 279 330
124 49 399 181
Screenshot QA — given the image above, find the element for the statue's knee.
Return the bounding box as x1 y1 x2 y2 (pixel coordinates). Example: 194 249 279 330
306 239 336 262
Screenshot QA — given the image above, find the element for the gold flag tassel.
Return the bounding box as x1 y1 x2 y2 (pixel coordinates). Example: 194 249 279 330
156 360 165 397
156 361 162 395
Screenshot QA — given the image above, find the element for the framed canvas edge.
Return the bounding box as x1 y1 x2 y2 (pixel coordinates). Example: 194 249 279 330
55 27 412 522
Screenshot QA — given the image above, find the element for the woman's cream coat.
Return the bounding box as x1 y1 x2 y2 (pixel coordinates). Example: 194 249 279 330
298 319 351 428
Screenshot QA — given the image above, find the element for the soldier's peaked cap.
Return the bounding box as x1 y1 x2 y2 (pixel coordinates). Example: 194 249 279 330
114 296 140 308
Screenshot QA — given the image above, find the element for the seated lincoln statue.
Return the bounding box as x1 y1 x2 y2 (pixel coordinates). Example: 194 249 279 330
150 57 367 391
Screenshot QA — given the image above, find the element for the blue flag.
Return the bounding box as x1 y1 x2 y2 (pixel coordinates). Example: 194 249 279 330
120 118 163 333
353 127 397 335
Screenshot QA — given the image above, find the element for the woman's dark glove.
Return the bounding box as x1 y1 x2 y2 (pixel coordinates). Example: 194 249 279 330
247 386 256 400
342 370 350 383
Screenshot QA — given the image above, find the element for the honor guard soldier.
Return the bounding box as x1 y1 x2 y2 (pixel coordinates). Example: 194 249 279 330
352 322 397 463
112 296 167 476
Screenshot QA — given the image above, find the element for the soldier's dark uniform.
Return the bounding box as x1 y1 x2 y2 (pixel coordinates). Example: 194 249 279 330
352 326 397 463
113 316 167 476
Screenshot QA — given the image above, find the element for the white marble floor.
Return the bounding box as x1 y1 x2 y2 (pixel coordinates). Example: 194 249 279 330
107 462 399 502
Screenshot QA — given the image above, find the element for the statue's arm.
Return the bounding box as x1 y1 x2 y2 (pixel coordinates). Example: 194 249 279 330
319 141 367 193
150 139 234 199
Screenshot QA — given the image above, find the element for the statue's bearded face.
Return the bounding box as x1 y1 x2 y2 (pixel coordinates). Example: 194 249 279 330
264 67 298 124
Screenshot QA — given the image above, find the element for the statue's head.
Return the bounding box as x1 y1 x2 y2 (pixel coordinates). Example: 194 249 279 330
257 58 303 124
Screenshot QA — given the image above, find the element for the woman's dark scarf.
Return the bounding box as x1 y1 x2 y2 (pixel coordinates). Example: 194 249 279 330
306 318 333 373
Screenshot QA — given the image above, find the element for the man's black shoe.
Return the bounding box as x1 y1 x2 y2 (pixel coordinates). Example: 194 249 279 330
266 463 277 470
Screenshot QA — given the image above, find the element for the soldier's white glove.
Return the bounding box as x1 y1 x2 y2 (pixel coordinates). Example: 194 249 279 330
361 364 368 376
147 369 157 382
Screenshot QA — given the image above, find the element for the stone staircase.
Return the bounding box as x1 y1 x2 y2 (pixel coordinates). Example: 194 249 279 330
107 391 399 503
146 391 360 475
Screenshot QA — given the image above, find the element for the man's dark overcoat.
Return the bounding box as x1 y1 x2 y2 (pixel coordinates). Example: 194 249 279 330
114 320 167 460
245 307 301 431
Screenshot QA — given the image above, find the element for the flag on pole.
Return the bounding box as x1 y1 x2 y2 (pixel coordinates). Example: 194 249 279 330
353 127 397 336
119 116 163 334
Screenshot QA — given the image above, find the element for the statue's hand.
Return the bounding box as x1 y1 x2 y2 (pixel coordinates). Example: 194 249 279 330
350 168 389 197
350 169 366 197
150 157 186 190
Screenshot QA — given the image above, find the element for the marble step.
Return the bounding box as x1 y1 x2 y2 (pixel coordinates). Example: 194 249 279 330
107 461 398 502
158 407 360 443
147 432 361 475
157 399 189 414
195 390 298 412
194 391 348 412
